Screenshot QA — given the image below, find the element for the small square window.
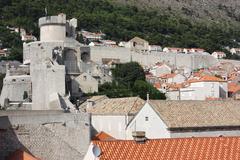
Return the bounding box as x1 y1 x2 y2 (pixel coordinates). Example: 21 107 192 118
145 117 149 121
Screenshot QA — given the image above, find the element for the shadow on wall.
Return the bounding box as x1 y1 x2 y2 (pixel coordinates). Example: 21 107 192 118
0 116 33 160
90 126 99 140
63 49 80 74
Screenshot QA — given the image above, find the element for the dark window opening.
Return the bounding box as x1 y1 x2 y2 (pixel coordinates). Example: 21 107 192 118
145 117 149 121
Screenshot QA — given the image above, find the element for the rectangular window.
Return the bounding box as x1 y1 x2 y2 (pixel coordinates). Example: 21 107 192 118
145 117 149 121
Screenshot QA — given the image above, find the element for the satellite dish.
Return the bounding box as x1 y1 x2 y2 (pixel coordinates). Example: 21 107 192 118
92 145 101 157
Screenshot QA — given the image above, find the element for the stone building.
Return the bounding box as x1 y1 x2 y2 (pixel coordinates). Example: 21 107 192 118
72 72 98 95
80 96 145 140
0 14 95 160
0 13 104 110
128 37 149 52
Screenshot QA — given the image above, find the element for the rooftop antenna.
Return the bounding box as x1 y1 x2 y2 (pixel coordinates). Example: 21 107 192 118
92 144 101 158
45 7 48 16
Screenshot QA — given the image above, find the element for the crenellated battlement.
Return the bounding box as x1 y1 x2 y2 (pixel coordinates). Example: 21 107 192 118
38 13 66 27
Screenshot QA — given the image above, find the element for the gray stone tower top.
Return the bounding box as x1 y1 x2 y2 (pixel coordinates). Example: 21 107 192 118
39 13 67 42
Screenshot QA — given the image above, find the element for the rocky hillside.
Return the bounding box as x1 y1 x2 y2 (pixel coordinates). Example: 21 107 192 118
115 0 240 24
1 0 240 59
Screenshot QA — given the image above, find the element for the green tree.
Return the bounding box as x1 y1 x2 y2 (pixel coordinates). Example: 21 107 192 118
112 62 145 88
132 80 166 100
96 62 165 100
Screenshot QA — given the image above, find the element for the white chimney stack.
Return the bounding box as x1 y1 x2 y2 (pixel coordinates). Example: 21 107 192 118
147 93 149 102
86 99 94 110
132 131 147 143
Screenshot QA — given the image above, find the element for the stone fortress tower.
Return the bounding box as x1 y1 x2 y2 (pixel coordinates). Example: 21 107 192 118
39 13 67 42
0 13 102 110
0 14 93 160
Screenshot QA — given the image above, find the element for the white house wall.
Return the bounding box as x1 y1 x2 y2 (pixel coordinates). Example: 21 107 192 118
126 103 170 139
166 91 180 100
91 115 128 139
180 82 220 100
172 74 186 83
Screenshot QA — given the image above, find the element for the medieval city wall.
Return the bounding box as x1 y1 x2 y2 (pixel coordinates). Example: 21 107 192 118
90 46 218 69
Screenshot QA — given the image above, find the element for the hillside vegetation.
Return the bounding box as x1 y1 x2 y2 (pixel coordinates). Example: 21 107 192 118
1 0 240 59
115 0 240 23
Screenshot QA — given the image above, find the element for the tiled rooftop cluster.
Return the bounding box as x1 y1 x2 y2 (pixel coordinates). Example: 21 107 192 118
92 137 240 160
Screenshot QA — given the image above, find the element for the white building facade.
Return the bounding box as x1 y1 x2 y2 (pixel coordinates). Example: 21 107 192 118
127 101 240 139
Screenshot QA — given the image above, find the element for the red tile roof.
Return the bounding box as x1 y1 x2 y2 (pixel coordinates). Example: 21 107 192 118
205 97 221 100
159 73 176 79
7 150 40 160
93 131 115 141
153 83 161 89
188 75 225 83
228 82 240 93
191 48 205 52
93 137 240 160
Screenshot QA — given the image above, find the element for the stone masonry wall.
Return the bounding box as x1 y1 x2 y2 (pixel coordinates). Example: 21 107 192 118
90 46 218 69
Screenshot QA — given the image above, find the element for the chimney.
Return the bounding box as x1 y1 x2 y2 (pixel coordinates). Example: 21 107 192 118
86 99 94 110
132 131 146 143
146 93 149 102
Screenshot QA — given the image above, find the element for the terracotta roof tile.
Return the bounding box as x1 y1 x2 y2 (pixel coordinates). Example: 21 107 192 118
7 150 40 160
93 137 240 160
168 83 185 90
188 75 225 83
159 73 176 79
228 82 240 93
200 75 225 82
93 131 115 141
153 83 161 89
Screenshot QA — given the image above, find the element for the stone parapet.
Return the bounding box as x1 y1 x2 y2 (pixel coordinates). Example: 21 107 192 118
39 14 66 27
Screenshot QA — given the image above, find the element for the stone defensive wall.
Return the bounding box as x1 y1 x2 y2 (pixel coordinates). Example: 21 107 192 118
0 111 91 160
90 46 218 69
0 75 31 106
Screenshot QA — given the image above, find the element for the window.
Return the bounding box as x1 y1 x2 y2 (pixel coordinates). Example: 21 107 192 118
133 42 137 47
83 76 87 81
12 79 16 82
145 117 149 121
